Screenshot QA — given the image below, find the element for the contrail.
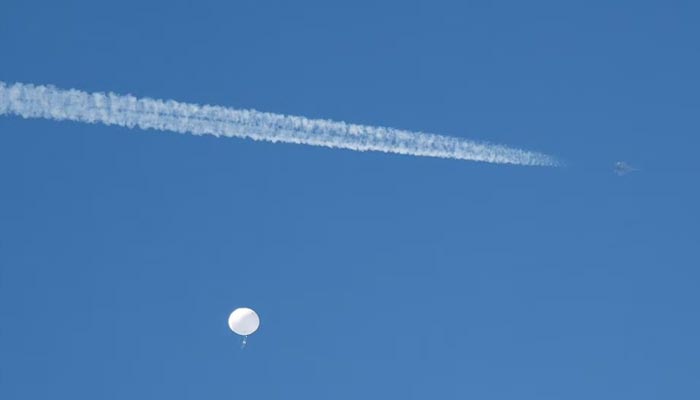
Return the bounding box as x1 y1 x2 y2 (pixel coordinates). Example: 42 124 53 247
0 81 558 166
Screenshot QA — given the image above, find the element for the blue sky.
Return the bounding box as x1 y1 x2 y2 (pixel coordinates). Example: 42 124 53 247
1 1 698 399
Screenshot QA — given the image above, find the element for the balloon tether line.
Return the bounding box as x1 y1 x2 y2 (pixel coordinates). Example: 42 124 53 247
241 336 248 349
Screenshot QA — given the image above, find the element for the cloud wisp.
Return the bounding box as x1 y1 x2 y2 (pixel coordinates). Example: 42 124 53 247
0 81 558 166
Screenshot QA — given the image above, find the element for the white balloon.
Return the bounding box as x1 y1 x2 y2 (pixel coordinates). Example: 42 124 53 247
228 308 260 336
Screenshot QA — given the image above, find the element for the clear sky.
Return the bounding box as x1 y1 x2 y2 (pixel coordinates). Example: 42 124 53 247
1 1 698 399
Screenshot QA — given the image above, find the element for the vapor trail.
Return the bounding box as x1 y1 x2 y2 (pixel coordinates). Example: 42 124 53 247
0 81 558 166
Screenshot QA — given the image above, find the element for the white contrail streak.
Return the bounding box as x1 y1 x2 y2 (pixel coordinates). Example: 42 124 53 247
0 81 558 166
